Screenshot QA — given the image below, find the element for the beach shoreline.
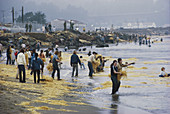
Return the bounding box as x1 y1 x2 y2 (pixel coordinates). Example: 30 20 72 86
0 50 155 114
0 63 103 114
1 37 170 114
0 66 152 114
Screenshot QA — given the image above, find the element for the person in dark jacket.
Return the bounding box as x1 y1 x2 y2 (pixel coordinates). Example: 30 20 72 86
87 51 91 56
48 23 52 32
30 49 36 75
25 23 28 32
52 51 62 80
32 53 44 83
70 50 81 77
29 23 32 32
6 46 11 65
110 60 121 95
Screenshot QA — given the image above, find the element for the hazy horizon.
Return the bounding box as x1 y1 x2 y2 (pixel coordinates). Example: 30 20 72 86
0 0 169 27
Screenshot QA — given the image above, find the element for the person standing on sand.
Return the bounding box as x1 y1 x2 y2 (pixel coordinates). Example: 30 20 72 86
25 23 28 32
36 41 41 52
32 53 44 83
29 23 32 32
11 46 15 65
26 48 31 69
70 50 81 77
39 50 45 62
6 46 11 65
0 43 2 58
24 49 29 69
15 50 19 79
45 24 48 33
58 51 62 69
42 25 45 33
52 51 62 80
44 48 50 58
64 21 67 31
17 49 26 83
48 23 52 33
30 49 36 75
88 52 97 78
116 58 135 92
39 50 45 77
110 60 122 95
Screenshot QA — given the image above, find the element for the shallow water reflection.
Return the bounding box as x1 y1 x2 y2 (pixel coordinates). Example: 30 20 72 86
78 37 170 114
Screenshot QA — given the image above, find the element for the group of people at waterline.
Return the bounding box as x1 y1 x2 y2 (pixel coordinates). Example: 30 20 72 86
1 43 170 95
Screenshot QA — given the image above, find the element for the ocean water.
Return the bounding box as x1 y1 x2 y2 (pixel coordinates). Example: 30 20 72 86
64 37 170 114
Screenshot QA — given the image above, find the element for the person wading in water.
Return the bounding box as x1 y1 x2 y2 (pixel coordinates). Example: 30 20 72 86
110 60 122 95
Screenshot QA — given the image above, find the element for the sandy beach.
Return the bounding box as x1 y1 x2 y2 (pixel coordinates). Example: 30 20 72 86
0 62 102 114
0 36 170 114
0 0 170 113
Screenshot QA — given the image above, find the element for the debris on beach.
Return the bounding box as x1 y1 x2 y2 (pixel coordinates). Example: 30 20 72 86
143 60 170 64
127 66 148 70
0 64 89 113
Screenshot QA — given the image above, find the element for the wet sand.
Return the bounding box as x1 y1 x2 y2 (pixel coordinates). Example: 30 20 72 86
0 36 170 114
0 64 102 114
0 69 152 114
0 54 153 114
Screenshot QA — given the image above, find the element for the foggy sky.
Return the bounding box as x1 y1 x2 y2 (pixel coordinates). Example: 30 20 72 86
0 0 169 27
